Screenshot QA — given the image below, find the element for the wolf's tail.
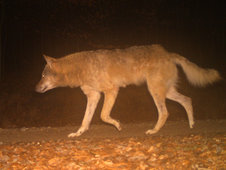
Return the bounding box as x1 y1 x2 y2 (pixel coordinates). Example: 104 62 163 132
173 53 221 86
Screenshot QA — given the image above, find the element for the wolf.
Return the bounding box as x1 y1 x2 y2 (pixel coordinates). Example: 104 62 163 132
36 45 221 137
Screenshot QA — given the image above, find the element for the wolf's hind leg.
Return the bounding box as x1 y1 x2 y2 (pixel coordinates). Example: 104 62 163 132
100 88 121 131
166 87 194 128
68 87 100 137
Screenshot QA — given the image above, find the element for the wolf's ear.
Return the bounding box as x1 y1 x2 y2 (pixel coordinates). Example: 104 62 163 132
43 54 56 67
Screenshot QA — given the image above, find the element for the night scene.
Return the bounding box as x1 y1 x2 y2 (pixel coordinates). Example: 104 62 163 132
0 0 225 169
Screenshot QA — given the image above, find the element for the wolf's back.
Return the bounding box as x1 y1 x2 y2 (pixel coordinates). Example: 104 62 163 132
173 54 221 86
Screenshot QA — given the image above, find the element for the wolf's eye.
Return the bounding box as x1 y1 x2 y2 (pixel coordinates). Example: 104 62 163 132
42 74 45 78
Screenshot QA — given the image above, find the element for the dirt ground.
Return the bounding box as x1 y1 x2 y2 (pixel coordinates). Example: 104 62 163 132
0 120 225 144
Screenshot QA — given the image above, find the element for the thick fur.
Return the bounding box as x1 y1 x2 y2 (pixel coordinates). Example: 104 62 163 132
173 54 221 86
36 44 221 137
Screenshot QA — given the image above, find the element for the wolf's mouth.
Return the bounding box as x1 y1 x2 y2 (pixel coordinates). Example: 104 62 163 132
41 86 48 93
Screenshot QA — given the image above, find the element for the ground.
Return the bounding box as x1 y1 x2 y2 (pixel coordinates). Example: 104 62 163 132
0 120 226 143
0 120 225 169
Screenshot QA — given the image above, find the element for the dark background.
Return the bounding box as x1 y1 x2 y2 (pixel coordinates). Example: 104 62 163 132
0 0 225 128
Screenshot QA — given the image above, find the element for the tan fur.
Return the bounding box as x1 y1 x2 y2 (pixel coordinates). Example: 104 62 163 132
36 44 221 137
173 54 221 86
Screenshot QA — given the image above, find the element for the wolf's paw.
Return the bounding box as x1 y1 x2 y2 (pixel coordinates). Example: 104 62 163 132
116 124 122 131
145 129 158 135
115 120 122 131
68 132 80 138
189 121 195 129
68 127 87 138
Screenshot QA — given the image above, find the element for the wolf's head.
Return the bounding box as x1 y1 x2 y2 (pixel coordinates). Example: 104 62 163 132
36 55 64 93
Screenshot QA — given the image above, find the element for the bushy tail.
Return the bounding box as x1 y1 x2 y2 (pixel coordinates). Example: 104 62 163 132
173 54 221 86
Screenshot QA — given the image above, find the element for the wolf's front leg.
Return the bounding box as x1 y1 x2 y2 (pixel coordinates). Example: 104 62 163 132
68 88 100 138
100 88 121 131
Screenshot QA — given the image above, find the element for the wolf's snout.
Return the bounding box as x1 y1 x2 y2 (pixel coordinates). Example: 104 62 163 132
35 79 55 93
35 84 45 93
35 80 47 93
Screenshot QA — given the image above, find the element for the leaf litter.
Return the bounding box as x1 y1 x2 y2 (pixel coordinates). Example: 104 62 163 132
0 134 225 169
